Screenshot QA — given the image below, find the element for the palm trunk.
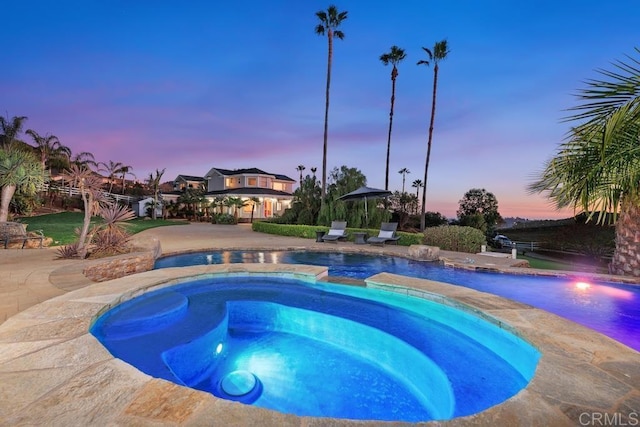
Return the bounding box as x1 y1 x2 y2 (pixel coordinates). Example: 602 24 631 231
77 190 92 257
152 191 158 220
385 67 398 191
420 64 439 231
0 185 16 222
609 196 640 276
321 29 333 207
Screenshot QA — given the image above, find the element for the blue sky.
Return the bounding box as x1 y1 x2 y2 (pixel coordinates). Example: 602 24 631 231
3 0 639 219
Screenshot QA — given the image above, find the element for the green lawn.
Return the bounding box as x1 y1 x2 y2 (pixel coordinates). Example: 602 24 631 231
19 212 188 245
519 254 608 274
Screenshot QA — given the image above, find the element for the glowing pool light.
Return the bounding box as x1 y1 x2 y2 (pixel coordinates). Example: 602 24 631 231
91 274 540 423
576 281 591 290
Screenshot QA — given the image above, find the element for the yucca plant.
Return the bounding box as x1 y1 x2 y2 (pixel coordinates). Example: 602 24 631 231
88 204 136 257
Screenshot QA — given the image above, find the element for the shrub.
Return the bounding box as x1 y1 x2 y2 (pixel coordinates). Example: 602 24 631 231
212 213 237 225
396 231 424 246
57 242 79 259
252 221 321 239
252 221 424 245
423 225 486 253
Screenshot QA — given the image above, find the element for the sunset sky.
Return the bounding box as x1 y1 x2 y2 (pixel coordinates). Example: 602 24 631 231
3 0 639 219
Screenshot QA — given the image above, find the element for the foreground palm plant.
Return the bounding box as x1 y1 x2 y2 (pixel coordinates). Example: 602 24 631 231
529 48 640 276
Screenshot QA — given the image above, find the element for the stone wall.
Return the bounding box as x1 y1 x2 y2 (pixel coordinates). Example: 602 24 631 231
83 252 155 282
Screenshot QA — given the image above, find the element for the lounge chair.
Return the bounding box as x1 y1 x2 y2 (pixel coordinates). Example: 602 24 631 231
367 222 400 246
322 221 348 242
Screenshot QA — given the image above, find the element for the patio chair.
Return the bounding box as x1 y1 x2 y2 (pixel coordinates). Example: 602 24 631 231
322 221 348 242
366 222 400 246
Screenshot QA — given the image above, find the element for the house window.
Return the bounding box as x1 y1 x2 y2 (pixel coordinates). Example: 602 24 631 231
260 177 268 187
225 178 233 187
247 178 257 186
273 182 284 191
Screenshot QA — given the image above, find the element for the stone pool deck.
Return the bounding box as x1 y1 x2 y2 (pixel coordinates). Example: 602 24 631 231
0 223 638 426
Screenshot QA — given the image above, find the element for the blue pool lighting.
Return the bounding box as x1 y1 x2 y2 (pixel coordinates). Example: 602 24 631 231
91 275 540 422
154 250 640 351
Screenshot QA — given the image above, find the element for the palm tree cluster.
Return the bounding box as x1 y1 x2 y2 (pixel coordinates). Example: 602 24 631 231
314 5 449 230
529 48 640 277
0 114 150 219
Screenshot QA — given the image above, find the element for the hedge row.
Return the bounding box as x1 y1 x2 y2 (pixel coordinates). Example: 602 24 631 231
251 221 423 246
251 222 484 251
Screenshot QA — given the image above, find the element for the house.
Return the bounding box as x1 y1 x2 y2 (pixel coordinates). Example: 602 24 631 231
167 167 295 221
173 175 205 192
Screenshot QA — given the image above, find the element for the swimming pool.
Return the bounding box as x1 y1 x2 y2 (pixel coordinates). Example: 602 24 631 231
154 250 640 352
90 273 540 422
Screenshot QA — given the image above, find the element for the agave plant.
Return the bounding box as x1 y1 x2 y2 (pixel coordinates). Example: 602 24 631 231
56 242 79 259
88 204 136 257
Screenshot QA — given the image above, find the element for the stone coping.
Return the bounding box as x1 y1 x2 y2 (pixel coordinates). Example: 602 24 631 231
1 264 638 426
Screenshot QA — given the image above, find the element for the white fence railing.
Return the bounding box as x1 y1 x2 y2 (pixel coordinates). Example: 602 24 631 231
39 183 136 204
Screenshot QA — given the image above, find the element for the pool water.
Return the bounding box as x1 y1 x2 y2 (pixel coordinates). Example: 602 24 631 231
91 275 540 422
154 250 640 352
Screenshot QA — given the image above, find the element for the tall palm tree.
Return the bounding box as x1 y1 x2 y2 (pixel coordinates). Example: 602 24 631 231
380 46 407 190
71 151 98 170
0 148 46 222
147 168 165 220
0 115 28 149
249 196 261 223
529 48 640 277
398 167 410 193
418 39 450 231
98 160 125 194
412 179 423 199
25 129 71 175
315 4 348 207
119 165 135 195
296 164 306 184
411 179 424 214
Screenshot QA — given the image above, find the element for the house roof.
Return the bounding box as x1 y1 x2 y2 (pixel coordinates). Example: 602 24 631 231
206 187 293 197
272 173 295 182
209 167 295 182
175 175 204 182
